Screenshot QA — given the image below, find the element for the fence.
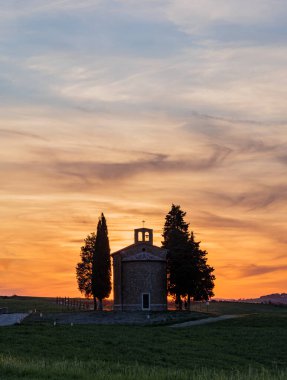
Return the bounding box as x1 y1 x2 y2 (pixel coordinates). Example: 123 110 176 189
56 297 93 311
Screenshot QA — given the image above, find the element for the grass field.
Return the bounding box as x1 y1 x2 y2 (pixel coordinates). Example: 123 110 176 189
0 296 64 313
1 295 285 314
0 298 286 379
191 300 287 315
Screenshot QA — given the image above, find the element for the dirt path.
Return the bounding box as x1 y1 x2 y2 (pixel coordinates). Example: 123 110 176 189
0 313 29 326
169 314 241 328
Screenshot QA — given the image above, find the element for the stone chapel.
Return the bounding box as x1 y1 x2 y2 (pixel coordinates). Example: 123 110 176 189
112 228 167 311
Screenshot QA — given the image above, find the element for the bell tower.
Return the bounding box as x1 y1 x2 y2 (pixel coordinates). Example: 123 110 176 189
134 228 153 245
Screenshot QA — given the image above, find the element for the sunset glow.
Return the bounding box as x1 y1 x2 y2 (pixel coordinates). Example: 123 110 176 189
1 1 287 299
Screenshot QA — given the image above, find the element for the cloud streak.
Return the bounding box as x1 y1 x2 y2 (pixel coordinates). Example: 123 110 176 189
230 264 287 279
0 144 231 189
54 145 231 181
0 129 48 141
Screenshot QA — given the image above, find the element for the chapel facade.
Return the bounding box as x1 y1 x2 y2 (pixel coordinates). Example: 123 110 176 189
112 228 167 311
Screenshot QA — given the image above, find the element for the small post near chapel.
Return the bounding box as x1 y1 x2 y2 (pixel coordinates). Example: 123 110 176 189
112 227 167 311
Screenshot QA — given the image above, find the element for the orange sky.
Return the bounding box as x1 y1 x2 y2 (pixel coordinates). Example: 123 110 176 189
0 1 287 299
1 107 286 299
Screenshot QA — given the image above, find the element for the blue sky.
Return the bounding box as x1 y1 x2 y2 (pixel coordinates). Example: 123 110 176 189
1 0 287 297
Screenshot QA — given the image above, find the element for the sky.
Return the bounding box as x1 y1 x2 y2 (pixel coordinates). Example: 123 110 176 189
1 0 287 299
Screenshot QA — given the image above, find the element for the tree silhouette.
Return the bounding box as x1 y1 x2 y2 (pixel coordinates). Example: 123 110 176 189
162 204 215 308
76 233 96 300
162 204 190 308
181 232 215 306
76 213 111 310
92 213 111 311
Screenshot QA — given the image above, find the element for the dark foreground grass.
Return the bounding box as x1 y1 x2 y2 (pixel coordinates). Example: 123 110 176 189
1 356 286 380
0 312 286 379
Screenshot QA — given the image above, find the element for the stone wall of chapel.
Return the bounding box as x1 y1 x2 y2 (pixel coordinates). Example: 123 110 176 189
121 261 166 309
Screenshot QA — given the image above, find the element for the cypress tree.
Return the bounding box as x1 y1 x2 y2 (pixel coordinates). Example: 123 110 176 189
162 204 190 308
92 213 111 311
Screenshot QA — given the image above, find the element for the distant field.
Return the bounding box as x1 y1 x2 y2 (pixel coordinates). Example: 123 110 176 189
191 300 287 315
0 296 64 313
1 295 286 315
0 298 286 379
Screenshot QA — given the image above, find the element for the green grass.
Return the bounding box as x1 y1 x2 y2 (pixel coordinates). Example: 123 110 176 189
1 312 287 379
0 296 63 313
2 314 287 369
1 298 287 378
191 300 287 315
1 296 285 315
1 356 286 380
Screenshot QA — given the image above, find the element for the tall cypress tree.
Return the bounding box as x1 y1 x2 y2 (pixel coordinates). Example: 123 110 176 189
92 213 111 311
162 204 190 308
162 204 215 308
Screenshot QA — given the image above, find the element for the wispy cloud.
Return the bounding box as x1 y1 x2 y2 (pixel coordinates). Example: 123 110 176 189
53 145 230 181
0 129 48 141
166 0 287 40
0 144 231 194
234 264 287 278
0 0 102 19
201 185 287 211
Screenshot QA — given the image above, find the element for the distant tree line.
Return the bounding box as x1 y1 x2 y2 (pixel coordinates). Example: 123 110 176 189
76 205 215 310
